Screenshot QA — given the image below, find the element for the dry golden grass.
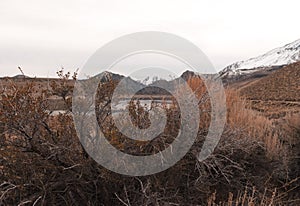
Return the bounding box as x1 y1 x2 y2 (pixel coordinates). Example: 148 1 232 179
225 90 285 160
187 76 286 160
207 187 279 206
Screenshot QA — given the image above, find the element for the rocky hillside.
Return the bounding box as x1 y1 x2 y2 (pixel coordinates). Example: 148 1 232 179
240 61 300 101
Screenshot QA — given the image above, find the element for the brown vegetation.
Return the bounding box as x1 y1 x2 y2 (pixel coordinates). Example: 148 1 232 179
237 62 300 120
0 71 299 205
241 62 300 102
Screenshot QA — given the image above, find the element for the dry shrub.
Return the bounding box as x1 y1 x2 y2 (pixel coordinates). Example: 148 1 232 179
279 113 300 180
186 76 212 131
0 73 299 205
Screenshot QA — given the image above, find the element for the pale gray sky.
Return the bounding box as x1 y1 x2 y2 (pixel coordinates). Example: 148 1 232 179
0 0 300 77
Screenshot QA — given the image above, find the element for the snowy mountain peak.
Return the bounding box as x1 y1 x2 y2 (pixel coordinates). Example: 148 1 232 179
220 39 300 77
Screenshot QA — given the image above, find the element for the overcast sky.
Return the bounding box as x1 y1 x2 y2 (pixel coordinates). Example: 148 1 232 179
0 0 300 77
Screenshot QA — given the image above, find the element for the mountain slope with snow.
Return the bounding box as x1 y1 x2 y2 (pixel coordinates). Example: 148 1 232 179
220 39 300 77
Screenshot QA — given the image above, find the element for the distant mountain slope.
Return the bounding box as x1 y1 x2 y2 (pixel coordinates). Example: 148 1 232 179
221 39 300 77
240 62 300 101
12 74 30 79
91 70 206 96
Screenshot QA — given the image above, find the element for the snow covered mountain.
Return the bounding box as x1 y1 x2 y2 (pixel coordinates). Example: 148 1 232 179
220 39 300 77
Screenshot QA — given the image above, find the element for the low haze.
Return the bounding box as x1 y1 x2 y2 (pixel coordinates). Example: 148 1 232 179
0 0 300 77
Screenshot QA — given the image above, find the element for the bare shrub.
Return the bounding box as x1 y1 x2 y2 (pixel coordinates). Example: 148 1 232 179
0 73 299 205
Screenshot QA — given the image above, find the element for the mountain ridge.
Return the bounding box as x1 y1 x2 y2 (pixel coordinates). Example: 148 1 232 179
220 39 300 77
